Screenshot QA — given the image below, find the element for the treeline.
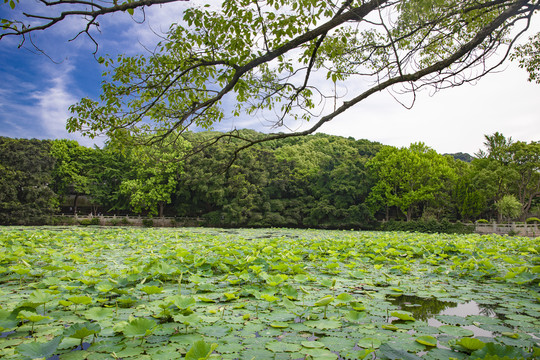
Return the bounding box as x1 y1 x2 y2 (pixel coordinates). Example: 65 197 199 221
0 131 538 228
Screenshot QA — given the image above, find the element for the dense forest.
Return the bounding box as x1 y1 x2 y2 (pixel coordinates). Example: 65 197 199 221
0 131 538 229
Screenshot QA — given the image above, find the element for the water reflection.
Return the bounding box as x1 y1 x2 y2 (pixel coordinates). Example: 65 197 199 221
388 295 457 321
387 295 504 338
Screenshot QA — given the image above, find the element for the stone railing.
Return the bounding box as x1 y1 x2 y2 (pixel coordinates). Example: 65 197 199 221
471 221 539 237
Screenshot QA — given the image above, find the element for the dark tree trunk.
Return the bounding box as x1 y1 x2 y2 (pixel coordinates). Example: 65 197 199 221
73 194 79 215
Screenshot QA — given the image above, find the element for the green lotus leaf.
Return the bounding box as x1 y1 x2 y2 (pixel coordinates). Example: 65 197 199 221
455 337 486 351
84 307 113 321
470 343 526 359
198 296 216 303
141 285 163 295
319 279 334 287
64 322 101 340
301 348 338 359
173 313 200 325
266 274 286 286
223 292 238 301
336 293 354 302
185 339 218 360
260 294 279 302
266 341 302 352
301 340 325 349
350 301 366 311
501 332 519 339
95 282 115 293
17 310 49 323
391 310 415 321
314 295 334 307
304 319 341 330
28 290 54 305
379 343 422 360
16 336 62 359
197 283 216 292
439 325 474 337
281 285 298 299
349 270 364 279
122 317 157 337
382 324 399 331
345 310 366 322
68 295 92 305
269 321 289 328
416 335 437 347
170 295 196 309
357 337 382 349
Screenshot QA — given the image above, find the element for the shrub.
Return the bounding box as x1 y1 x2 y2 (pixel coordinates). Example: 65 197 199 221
109 219 121 226
79 218 100 226
121 217 131 225
381 220 474 234
476 219 489 224
526 217 540 224
508 229 520 237
142 219 154 227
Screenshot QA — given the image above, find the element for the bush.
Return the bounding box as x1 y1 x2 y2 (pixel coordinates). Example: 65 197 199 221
121 217 131 225
50 216 77 225
79 217 100 226
381 220 474 234
476 219 489 224
108 219 121 226
142 219 154 227
526 217 540 224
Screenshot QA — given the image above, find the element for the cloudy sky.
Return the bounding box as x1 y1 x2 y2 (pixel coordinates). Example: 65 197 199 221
0 1 538 154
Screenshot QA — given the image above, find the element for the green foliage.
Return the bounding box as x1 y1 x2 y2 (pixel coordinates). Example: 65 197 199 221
495 195 522 221
381 220 474 234
367 143 456 221
526 217 540 224
511 32 540 84
0 137 57 225
142 218 154 227
15 336 62 359
0 227 538 358
0 131 536 227
79 218 100 226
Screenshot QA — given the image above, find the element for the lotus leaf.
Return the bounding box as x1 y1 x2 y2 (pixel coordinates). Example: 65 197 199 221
304 319 341 330
416 335 437 347
266 341 302 352
391 310 415 321
16 336 62 359
301 341 325 348
122 317 157 337
314 295 334 307
185 339 218 360
455 337 486 351
439 324 474 337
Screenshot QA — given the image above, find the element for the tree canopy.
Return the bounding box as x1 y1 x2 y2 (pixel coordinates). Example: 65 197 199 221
2 0 538 148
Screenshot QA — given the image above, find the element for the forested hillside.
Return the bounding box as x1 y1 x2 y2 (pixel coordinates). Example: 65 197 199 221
0 132 538 228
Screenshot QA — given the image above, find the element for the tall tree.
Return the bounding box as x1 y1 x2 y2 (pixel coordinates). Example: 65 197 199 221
367 143 456 221
0 138 57 224
119 136 189 217
50 140 94 215
474 133 539 219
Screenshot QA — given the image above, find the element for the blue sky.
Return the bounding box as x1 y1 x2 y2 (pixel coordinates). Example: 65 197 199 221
1 1 539 153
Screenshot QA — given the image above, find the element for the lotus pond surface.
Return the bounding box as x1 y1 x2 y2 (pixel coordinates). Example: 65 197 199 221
0 227 538 359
